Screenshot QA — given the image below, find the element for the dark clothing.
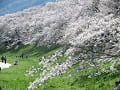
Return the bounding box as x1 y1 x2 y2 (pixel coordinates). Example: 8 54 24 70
115 84 120 90
1 56 4 62
20 54 24 58
4 59 6 64
1 56 7 64
0 86 2 90
4 56 7 64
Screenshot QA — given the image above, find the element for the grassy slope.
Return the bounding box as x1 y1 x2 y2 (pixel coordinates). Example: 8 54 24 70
0 45 120 90
0 45 60 90
38 58 120 90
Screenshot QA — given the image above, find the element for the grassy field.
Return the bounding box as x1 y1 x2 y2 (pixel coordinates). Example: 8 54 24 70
0 45 60 90
0 45 120 90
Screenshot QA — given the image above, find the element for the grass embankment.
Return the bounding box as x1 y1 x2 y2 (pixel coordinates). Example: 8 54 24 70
38 58 120 90
0 45 60 90
0 45 120 90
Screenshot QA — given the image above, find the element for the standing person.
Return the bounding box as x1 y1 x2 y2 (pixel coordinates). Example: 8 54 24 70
21 53 24 58
1 56 4 63
115 81 120 90
14 56 18 65
4 56 7 64
0 86 2 90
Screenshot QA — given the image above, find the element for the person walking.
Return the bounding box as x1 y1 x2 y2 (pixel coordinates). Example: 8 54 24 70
14 56 18 65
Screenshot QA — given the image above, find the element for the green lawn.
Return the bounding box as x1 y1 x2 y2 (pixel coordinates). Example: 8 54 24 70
0 45 60 90
0 45 120 90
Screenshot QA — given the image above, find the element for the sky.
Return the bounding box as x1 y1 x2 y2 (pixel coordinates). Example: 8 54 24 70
0 0 56 16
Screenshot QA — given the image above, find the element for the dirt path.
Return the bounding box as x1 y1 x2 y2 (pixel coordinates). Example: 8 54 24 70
0 62 11 69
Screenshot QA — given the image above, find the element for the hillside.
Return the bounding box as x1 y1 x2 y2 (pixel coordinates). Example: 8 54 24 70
0 0 119 54
0 45 120 90
0 0 120 90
